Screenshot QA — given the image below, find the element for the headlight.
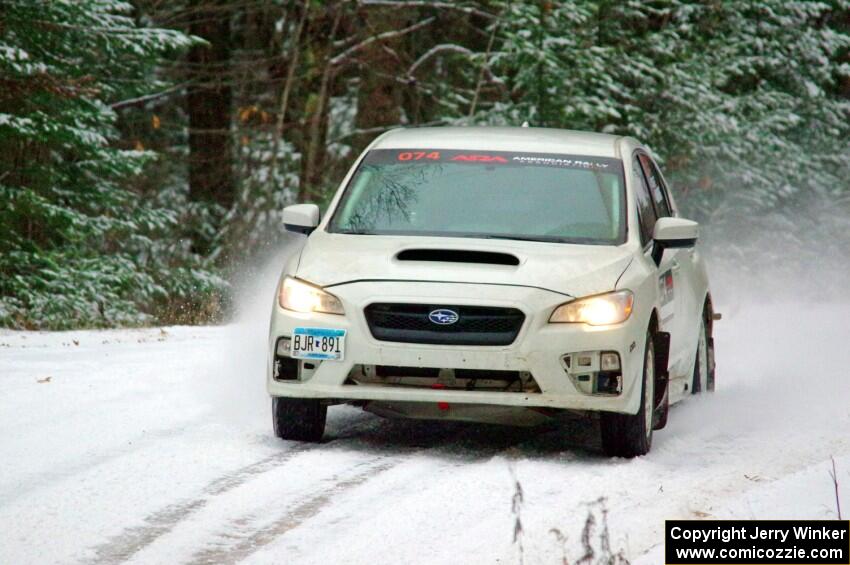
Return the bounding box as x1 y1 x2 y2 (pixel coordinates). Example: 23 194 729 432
549 290 634 326
278 276 344 314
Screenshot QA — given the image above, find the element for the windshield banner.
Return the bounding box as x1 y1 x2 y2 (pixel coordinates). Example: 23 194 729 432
363 149 620 171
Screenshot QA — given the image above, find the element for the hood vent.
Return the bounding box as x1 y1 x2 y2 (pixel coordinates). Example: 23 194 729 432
396 249 520 266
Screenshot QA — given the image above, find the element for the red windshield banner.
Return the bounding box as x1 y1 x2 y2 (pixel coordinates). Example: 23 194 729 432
364 149 619 171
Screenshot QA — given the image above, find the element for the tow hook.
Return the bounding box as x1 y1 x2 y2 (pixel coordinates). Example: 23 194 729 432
430 382 450 411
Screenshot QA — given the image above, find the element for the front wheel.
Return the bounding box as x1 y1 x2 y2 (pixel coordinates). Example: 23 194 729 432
600 330 654 458
272 397 327 442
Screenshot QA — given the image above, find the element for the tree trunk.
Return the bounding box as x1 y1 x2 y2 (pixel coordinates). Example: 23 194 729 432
351 10 407 155
186 0 234 255
271 3 309 184
299 8 343 202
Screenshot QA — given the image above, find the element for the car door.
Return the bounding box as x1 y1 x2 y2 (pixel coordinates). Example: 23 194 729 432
639 155 702 379
636 153 693 383
630 154 677 352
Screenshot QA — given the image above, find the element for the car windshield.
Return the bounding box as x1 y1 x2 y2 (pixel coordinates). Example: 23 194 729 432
328 149 626 245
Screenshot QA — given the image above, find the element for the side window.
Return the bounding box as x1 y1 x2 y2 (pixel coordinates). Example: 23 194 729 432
638 154 672 218
631 157 656 246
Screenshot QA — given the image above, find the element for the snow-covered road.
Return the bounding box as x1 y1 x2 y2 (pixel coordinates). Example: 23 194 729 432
2 300 848 564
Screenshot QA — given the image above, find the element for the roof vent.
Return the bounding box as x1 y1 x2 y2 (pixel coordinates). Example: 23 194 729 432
396 249 520 266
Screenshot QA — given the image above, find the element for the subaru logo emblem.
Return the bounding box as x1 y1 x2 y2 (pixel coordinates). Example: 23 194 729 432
428 309 459 325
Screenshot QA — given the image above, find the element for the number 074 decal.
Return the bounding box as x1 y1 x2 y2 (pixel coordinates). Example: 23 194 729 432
397 151 441 161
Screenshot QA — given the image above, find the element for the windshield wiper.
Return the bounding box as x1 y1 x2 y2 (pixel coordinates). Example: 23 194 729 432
478 234 566 243
335 229 377 235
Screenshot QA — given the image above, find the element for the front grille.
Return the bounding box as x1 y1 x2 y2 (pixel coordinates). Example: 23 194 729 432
364 303 525 345
345 365 541 393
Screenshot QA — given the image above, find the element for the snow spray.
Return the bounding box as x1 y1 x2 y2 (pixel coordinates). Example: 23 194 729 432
199 235 304 429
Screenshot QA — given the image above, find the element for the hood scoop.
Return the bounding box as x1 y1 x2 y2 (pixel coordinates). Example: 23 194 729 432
396 248 520 266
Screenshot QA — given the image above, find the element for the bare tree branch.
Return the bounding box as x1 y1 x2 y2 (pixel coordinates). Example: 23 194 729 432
358 0 496 20
829 456 843 520
329 17 436 66
408 43 473 76
110 82 190 110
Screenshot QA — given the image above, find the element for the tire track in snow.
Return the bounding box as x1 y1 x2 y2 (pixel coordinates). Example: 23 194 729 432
88 443 316 565
87 414 383 565
86 412 585 565
185 458 397 565
180 420 570 564
171 427 469 564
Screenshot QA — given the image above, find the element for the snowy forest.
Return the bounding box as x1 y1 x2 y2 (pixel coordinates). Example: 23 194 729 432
2 0 849 330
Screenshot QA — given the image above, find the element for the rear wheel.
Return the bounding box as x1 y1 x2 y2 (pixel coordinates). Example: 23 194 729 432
272 397 326 442
600 330 654 457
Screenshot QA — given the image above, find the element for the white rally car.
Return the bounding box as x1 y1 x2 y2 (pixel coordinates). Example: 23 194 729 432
268 127 715 457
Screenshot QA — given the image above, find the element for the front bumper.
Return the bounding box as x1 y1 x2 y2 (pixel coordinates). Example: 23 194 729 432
267 281 648 415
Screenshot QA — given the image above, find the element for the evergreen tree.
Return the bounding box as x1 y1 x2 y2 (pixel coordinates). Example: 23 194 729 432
0 0 224 329
478 1 850 217
478 0 616 128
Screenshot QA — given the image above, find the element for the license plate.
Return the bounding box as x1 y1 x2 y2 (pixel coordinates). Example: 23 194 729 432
292 327 346 361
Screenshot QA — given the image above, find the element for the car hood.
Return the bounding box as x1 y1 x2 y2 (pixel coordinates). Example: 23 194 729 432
293 232 633 299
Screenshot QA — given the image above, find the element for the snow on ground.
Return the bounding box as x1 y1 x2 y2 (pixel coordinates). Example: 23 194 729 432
1 295 849 564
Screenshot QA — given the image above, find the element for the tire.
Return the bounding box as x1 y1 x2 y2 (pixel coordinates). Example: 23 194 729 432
600 330 654 457
691 313 714 394
272 397 327 442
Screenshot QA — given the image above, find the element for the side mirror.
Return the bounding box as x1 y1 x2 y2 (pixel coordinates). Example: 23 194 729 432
651 217 698 265
283 204 320 235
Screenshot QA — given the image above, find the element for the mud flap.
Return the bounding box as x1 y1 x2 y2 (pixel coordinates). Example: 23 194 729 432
708 336 716 374
706 335 716 390
652 331 671 430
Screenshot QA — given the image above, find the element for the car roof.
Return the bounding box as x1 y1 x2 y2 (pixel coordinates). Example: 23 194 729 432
372 126 625 158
